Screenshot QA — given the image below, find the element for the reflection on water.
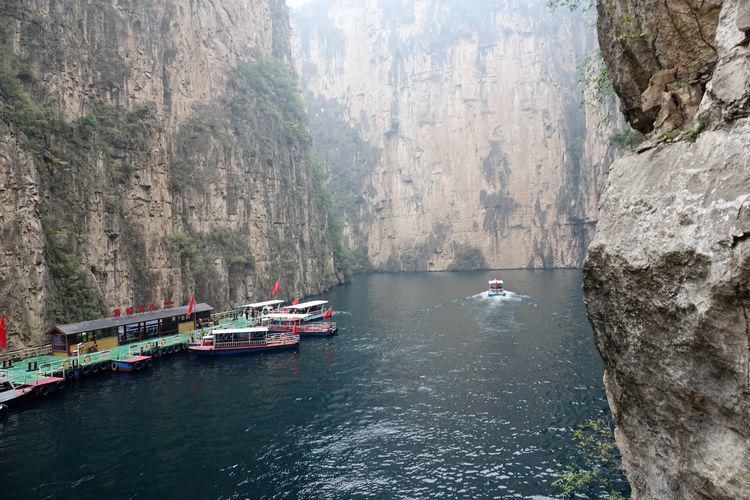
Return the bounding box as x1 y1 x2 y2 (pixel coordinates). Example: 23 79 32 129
0 270 626 498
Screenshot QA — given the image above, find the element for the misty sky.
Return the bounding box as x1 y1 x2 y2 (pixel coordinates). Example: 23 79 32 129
286 0 313 7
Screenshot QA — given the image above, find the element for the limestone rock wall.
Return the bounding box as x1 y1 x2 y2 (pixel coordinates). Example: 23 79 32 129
584 0 750 496
293 0 619 272
0 0 340 347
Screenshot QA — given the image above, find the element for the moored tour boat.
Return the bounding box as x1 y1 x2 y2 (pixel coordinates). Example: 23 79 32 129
488 279 506 296
188 327 299 355
283 300 333 321
264 313 338 337
0 376 32 412
239 299 286 323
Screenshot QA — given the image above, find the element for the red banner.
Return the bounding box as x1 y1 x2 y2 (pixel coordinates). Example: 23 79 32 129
0 312 6 351
187 292 195 317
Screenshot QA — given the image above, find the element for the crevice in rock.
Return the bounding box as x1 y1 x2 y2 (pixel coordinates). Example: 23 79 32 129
742 295 750 391
685 0 719 54
731 231 749 247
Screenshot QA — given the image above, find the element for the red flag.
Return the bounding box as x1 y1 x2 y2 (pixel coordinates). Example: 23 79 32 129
0 312 6 351
323 306 333 320
270 279 281 298
291 296 300 305
292 321 298 336
187 292 195 317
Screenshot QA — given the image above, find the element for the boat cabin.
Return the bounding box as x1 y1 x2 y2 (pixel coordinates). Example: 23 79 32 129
488 280 504 291
0 376 26 405
201 327 271 348
45 303 214 357
262 313 311 326
239 300 285 319
284 300 329 319
0 377 16 394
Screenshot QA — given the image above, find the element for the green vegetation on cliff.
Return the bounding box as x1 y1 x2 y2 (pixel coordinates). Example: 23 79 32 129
0 45 159 323
42 221 104 324
228 58 311 147
554 418 626 498
171 57 345 304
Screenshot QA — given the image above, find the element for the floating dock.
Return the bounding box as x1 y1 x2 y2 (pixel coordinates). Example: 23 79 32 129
0 332 192 386
0 301 335 411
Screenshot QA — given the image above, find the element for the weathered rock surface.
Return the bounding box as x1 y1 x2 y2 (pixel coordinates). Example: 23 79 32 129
585 0 750 497
597 0 723 135
293 0 621 272
0 0 341 347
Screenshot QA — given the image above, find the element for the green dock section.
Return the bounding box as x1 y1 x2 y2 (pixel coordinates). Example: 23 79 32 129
1 332 192 385
0 314 257 386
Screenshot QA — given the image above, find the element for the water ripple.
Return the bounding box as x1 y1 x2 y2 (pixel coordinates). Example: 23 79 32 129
0 271 625 498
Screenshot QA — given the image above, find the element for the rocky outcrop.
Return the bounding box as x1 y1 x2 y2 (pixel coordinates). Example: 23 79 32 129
584 0 750 497
0 0 341 347
293 0 621 272
597 0 723 134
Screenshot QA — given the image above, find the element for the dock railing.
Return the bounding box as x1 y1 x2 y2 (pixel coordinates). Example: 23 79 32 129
1 333 194 385
0 368 40 386
125 334 187 357
76 350 113 367
213 310 243 325
0 345 53 364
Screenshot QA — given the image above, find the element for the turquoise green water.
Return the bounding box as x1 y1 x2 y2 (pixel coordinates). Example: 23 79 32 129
0 271 628 498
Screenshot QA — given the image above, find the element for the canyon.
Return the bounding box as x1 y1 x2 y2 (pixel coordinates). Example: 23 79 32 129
292 0 622 272
0 0 746 496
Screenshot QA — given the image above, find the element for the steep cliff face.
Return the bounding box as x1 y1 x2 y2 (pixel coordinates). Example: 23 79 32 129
584 0 750 497
0 0 340 347
293 0 620 272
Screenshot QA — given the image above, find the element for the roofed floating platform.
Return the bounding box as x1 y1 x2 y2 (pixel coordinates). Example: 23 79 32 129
0 303 214 386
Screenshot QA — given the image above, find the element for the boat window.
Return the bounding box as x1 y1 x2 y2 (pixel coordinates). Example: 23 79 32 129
0 381 13 392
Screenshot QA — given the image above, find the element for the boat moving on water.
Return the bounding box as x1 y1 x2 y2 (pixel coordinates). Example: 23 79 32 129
488 279 506 296
188 327 299 356
264 313 338 337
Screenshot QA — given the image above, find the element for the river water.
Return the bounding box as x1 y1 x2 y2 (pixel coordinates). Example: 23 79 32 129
0 270 628 498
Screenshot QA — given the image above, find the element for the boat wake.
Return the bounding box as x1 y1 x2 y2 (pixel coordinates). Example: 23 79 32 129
471 290 528 302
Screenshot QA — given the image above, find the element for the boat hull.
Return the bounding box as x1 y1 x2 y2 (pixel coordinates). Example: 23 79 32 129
488 290 506 296
23 377 66 397
0 388 32 407
112 356 153 373
188 343 299 356
268 324 338 337
300 330 336 338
